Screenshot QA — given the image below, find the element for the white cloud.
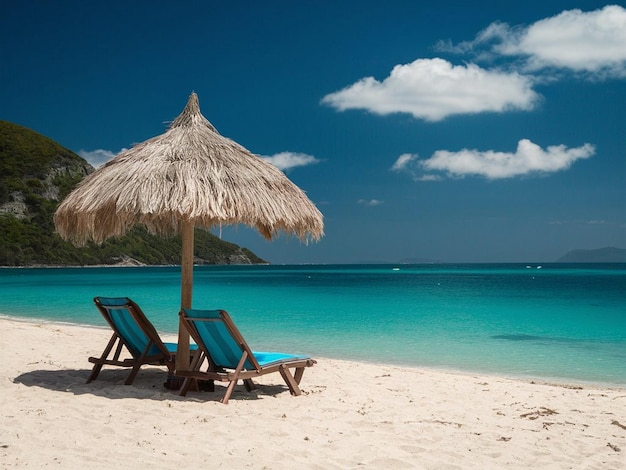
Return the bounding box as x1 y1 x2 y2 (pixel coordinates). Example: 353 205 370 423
416 174 443 182
261 151 321 171
391 153 418 172
323 6 625 124
393 139 595 180
438 21 512 55
391 153 442 181
78 148 126 168
358 199 384 206
453 5 626 77
322 58 538 121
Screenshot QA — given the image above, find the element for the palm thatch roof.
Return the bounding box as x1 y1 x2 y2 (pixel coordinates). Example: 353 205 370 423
54 93 324 245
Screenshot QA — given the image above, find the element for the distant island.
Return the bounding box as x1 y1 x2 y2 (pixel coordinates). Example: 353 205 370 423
0 120 266 266
557 247 626 263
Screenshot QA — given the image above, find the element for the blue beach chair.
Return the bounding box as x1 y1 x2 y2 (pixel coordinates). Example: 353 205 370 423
87 297 196 385
176 308 316 404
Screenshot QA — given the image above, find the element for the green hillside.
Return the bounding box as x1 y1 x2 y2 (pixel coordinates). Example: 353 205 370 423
0 121 266 266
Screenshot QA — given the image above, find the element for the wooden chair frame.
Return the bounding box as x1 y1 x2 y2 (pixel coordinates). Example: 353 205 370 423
177 309 315 404
88 297 179 385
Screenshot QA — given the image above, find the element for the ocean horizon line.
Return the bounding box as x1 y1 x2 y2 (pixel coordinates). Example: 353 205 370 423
2 260 626 269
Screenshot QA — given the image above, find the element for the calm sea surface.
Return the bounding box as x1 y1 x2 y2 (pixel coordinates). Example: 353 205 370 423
1 263 624 385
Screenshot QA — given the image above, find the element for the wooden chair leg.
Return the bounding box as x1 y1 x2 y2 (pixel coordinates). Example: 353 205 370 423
222 379 238 404
244 379 256 391
124 362 142 385
187 349 204 370
86 364 103 383
179 377 196 396
112 340 124 361
294 367 304 384
220 351 248 404
124 341 156 385
279 365 302 396
177 350 206 395
86 334 119 383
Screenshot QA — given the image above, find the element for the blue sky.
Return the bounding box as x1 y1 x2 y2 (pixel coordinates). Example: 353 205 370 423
2 1 625 263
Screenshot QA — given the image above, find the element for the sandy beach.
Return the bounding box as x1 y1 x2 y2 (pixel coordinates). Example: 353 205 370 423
1 317 624 469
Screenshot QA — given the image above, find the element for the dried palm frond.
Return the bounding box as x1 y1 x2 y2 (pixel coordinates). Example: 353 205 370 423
54 93 324 246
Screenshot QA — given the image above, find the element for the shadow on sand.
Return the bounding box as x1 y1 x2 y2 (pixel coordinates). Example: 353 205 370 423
13 367 289 403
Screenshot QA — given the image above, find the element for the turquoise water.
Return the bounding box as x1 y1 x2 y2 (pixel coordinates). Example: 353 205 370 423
1 264 624 385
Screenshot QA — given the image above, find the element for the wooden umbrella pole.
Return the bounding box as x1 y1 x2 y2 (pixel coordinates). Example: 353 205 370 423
176 220 194 371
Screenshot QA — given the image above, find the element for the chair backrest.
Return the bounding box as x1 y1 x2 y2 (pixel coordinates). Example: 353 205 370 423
181 309 260 371
94 297 168 358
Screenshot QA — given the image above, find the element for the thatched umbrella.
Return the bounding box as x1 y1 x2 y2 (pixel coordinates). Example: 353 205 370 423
54 92 324 369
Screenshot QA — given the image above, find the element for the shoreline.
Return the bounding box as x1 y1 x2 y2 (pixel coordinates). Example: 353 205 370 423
2 313 625 390
1 317 625 468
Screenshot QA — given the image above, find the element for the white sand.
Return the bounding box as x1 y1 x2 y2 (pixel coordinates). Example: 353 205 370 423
1 317 624 469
